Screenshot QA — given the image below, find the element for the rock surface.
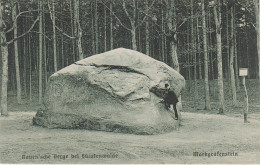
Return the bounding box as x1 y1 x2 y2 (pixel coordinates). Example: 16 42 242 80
33 48 185 135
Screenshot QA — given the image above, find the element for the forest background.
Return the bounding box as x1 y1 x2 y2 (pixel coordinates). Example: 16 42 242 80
0 0 259 116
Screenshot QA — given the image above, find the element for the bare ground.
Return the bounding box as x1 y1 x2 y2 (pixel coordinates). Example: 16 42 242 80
1 111 260 164
1 79 259 163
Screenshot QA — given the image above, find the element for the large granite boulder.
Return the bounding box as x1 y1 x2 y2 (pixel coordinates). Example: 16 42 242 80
33 48 185 135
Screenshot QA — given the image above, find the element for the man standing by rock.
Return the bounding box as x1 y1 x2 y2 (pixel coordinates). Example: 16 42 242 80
163 84 179 120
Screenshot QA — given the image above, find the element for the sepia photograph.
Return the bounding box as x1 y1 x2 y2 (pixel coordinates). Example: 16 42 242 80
0 0 260 164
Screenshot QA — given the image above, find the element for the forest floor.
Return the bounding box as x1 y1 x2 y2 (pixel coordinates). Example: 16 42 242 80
0 79 260 164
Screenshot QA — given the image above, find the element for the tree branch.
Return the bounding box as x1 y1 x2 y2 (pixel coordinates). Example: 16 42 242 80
122 0 133 24
135 0 156 29
30 31 52 40
7 17 39 45
5 10 39 33
249 22 256 30
100 1 131 31
47 0 75 39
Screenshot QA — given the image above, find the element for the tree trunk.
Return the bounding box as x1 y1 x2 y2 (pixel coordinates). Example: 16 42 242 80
132 0 137 51
202 0 211 110
234 30 239 89
74 0 83 60
60 2 64 68
145 0 149 56
164 32 167 63
187 32 191 92
161 0 165 62
70 0 75 62
0 44 8 116
104 0 107 52
258 0 260 81
38 0 43 104
197 17 202 80
131 28 137 51
12 2 22 104
230 6 237 106
246 20 250 77
122 0 137 51
23 32 27 97
91 2 95 54
95 0 99 54
191 0 198 98
170 41 179 72
137 17 141 51
242 77 248 123
226 4 230 80
73 0 78 60
52 1 57 72
110 1 113 50
44 32 47 89
213 0 225 113
28 33 32 102
43 11 47 88
137 2 141 52
166 0 179 72
77 29 83 60
255 0 260 82
0 10 8 115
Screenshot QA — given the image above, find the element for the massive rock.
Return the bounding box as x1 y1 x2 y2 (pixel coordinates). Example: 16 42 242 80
33 48 185 135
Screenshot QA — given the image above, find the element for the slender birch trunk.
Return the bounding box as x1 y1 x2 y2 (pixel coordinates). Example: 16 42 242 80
104 0 107 52
38 0 43 104
145 0 149 55
230 6 237 106
131 29 137 51
122 0 137 50
28 30 32 102
23 30 27 97
110 1 113 50
255 0 260 82
258 0 260 82
197 17 202 80
161 0 165 62
234 30 239 89
61 2 64 68
43 11 47 88
0 2 8 115
12 2 21 104
191 0 198 98
74 0 83 60
52 0 57 72
213 0 225 113
70 0 75 62
187 32 191 92
91 2 95 54
226 4 230 80
202 0 211 110
95 0 99 53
